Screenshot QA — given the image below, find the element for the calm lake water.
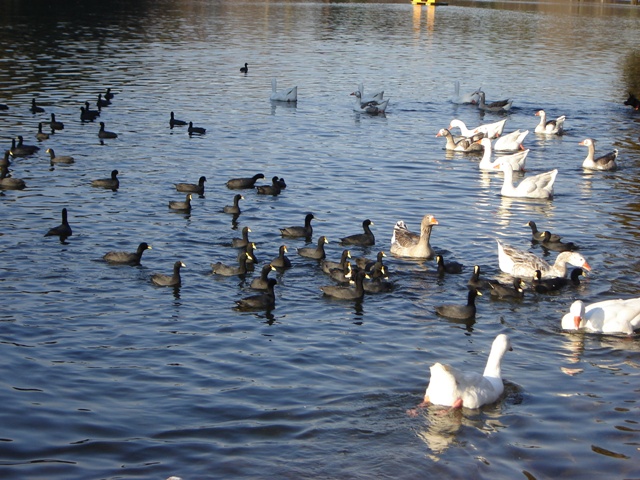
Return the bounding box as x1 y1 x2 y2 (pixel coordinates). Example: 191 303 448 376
1 0 640 478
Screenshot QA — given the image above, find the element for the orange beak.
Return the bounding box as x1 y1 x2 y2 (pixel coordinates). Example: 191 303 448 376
574 315 581 329
582 261 592 272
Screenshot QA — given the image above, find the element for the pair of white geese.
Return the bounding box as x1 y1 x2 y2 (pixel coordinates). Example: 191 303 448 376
422 290 639 411
421 294 640 411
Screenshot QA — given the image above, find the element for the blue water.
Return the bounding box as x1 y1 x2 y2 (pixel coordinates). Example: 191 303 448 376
1 0 640 478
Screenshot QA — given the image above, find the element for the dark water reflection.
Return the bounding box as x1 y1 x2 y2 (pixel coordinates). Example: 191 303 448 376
1 0 640 479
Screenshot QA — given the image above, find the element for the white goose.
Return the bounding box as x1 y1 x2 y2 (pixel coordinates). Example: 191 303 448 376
451 80 481 105
496 239 591 278
500 162 557 199
475 90 513 112
534 110 565 135
390 215 439 259
436 128 482 152
351 91 389 114
477 138 528 172
447 118 507 140
356 83 384 103
270 79 298 102
579 138 618 171
494 129 528 152
423 334 513 409
561 298 640 335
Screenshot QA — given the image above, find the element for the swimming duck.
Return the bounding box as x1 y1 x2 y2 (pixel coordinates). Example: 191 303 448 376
298 236 328 259
0 165 26 190
351 91 389 115
187 122 206 136
328 261 353 283
36 122 50 141
223 194 243 214
256 176 282 196
46 148 74 164
240 63 249 74
98 122 118 139
169 111 187 128
525 220 562 243
363 265 393 293
340 219 375 247
271 245 292 269
236 279 279 312
477 138 528 172
80 106 99 122
250 264 276 290
96 94 111 108
175 176 206 195
270 79 298 102
488 278 525 300
280 213 314 238
91 170 119 190
493 129 528 152
355 250 386 273
49 113 64 131
169 194 192 212
561 298 640 335
435 289 482 321
422 334 512 409
44 208 72 239
467 265 493 290
475 90 513 112
436 128 483 152
578 138 618 171
496 240 591 278
321 249 351 274
500 163 556 199
435 254 463 275
12 136 40 156
321 270 368 300
236 242 258 270
103 242 152 265
532 268 584 293
231 226 252 249
534 110 565 135
539 231 578 252
390 215 438 259
104 88 115 101
211 252 250 276
31 98 45 114
151 261 185 287
226 173 265 189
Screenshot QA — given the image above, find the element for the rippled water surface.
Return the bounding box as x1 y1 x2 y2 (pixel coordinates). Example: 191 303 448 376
1 0 640 478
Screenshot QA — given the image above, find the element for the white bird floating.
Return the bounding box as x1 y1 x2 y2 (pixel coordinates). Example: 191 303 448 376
494 129 528 152
356 83 384 104
475 90 513 112
351 90 389 114
579 138 618 171
561 298 640 335
500 162 556 199
496 239 591 278
451 80 481 105
534 110 565 135
477 138 528 172
422 334 513 409
270 79 298 102
448 118 507 140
